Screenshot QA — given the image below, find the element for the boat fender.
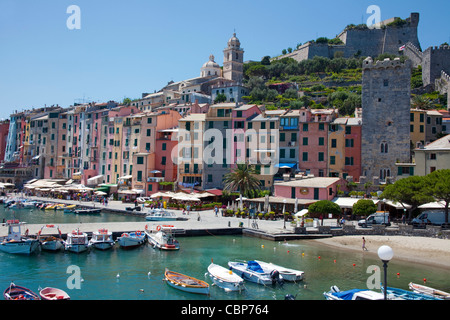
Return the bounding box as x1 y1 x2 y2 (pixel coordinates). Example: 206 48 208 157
136 231 142 236
284 294 296 300
156 225 161 231
330 285 340 293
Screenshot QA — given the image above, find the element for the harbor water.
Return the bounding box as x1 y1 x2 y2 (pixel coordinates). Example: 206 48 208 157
1 207 449 300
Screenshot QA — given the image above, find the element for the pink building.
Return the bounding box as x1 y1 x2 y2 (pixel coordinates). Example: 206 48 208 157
0 120 9 163
274 177 343 201
298 108 338 177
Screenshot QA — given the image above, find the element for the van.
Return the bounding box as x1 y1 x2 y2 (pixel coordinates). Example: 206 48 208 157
411 211 449 227
358 212 390 228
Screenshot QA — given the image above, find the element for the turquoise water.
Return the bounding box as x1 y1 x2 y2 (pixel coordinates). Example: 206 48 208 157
1 207 449 300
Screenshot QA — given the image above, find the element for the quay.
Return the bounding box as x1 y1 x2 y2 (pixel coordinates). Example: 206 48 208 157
1 196 332 241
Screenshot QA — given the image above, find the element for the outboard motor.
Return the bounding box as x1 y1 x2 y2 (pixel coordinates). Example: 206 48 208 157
270 269 284 286
284 294 296 300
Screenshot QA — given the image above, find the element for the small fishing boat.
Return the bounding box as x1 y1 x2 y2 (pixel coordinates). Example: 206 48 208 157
408 282 450 300
44 203 58 210
207 261 244 292
39 287 70 300
382 286 442 300
3 283 40 300
116 231 146 249
145 209 178 221
254 260 304 282
37 224 64 251
145 225 180 250
89 228 115 250
164 269 210 295
323 286 385 300
64 229 89 253
74 208 101 214
227 260 277 286
0 220 40 254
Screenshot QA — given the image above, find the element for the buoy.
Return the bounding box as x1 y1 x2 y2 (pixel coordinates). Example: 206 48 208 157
318 256 321 260
287 250 290 254
148 272 152 279
139 289 144 292
333 259 337 263
261 245 265 248
397 272 400 278
117 273 120 278
352 263 356 267
423 278 427 283
302 253 305 257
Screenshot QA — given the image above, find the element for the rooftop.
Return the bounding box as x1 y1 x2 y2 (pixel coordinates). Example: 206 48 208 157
274 177 341 188
416 134 450 151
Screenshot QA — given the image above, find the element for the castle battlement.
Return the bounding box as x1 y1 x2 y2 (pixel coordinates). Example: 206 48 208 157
362 57 410 70
441 70 450 83
405 42 422 55
425 45 450 53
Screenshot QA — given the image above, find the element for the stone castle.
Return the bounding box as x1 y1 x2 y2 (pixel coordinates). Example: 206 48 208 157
277 13 421 62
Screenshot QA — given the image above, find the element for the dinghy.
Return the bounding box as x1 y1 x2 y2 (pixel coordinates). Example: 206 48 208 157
3 283 40 300
207 261 244 292
254 260 304 282
39 287 70 300
408 282 450 300
164 269 209 295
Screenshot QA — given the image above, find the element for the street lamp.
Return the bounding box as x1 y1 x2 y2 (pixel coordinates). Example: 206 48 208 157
377 245 394 300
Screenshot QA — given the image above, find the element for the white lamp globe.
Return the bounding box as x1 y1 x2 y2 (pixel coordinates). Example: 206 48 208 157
378 245 394 262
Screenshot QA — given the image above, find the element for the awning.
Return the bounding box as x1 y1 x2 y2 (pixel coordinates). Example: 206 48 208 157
87 175 104 182
32 155 41 160
275 163 297 168
118 175 133 180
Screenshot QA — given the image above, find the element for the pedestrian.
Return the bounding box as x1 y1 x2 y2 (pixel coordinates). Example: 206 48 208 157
402 213 406 225
214 206 218 217
362 237 368 251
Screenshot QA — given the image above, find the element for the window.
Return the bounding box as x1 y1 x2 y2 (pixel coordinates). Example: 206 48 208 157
381 142 388 154
290 149 295 158
318 152 324 161
302 123 308 132
345 126 351 134
330 156 336 165
280 133 285 142
137 171 142 182
410 113 414 122
302 152 308 161
280 149 286 158
161 156 166 165
345 157 354 166
291 133 297 142
147 129 151 136
319 137 324 146
331 139 337 148
345 139 354 147
319 123 324 131
261 122 266 129
430 153 436 160
162 143 167 151
303 137 308 146
270 122 275 129
137 157 144 165
383 79 389 87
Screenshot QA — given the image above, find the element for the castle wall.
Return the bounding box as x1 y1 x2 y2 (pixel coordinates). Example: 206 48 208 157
361 58 412 182
403 42 423 68
422 45 450 86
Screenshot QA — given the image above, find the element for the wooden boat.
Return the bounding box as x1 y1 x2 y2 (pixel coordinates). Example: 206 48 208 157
89 228 115 250
164 269 209 295
323 286 385 300
383 286 442 300
145 225 179 250
0 220 40 254
39 287 70 300
3 283 40 300
207 261 244 292
117 231 146 249
227 260 275 286
37 224 64 251
409 282 450 300
64 229 89 253
254 260 304 282
44 203 58 210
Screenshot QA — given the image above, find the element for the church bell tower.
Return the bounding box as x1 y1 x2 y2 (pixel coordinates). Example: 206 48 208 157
223 33 244 83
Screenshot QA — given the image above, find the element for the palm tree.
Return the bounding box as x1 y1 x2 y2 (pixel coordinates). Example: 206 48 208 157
222 164 262 197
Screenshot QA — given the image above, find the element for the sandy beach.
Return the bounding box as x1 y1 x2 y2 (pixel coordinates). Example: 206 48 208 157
312 235 450 269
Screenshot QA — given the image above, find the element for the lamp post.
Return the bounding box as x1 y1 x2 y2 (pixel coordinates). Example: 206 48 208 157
283 199 287 229
377 245 394 300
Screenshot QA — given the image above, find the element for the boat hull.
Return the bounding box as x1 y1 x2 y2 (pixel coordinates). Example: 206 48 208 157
208 263 244 292
409 282 450 300
4 284 40 300
165 270 209 295
147 234 179 250
228 261 273 285
145 217 178 221
65 244 89 253
90 241 115 250
254 260 304 282
117 233 146 249
41 240 64 251
39 287 70 300
0 239 40 255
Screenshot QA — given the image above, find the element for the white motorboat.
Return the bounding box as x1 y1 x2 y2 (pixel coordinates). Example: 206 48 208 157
254 260 304 282
64 229 89 253
89 228 115 250
37 224 64 251
227 260 279 286
145 225 179 250
207 261 244 292
323 286 386 300
145 209 178 221
0 220 40 254
409 282 450 300
116 231 146 249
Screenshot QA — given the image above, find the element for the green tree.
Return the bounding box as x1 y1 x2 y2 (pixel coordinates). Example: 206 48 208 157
424 169 450 224
214 93 227 104
307 200 341 216
381 176 433 220
222 164 262 198
352 199 377 216
261 56 271 65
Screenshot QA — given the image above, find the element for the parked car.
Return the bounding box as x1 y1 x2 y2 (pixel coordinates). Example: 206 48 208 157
358 212 390 228
411 211 450 227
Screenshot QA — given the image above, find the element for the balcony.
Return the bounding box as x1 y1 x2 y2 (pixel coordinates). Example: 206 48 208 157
147 177 165 183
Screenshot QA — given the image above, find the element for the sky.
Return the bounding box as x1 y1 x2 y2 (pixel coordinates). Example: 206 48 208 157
0 0 449 119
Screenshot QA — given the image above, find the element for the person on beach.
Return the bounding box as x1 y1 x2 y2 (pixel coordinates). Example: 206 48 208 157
362 237 368 251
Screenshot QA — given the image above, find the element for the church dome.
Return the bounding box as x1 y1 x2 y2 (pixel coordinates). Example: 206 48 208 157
202 54 220 68
227 33 240 48
200 54 221 77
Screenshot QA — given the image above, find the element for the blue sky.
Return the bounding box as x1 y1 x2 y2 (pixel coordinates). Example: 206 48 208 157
0 0 448 119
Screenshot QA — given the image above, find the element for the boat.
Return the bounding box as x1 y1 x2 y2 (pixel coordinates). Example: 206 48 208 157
164 269 210 295
254 260 304 282
145 209 178 221
227 260 279 286
39 287 70 300
64 229 89 253
323 286 385 300
116 231 146 249
207 261 244 292
89 228 115 250
408 282 450 300
0 220 40 254
37 224 64 251
382 286 442 300
145 225 180 250
45 203 58 210
74 208 101 214
3 283 40 300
